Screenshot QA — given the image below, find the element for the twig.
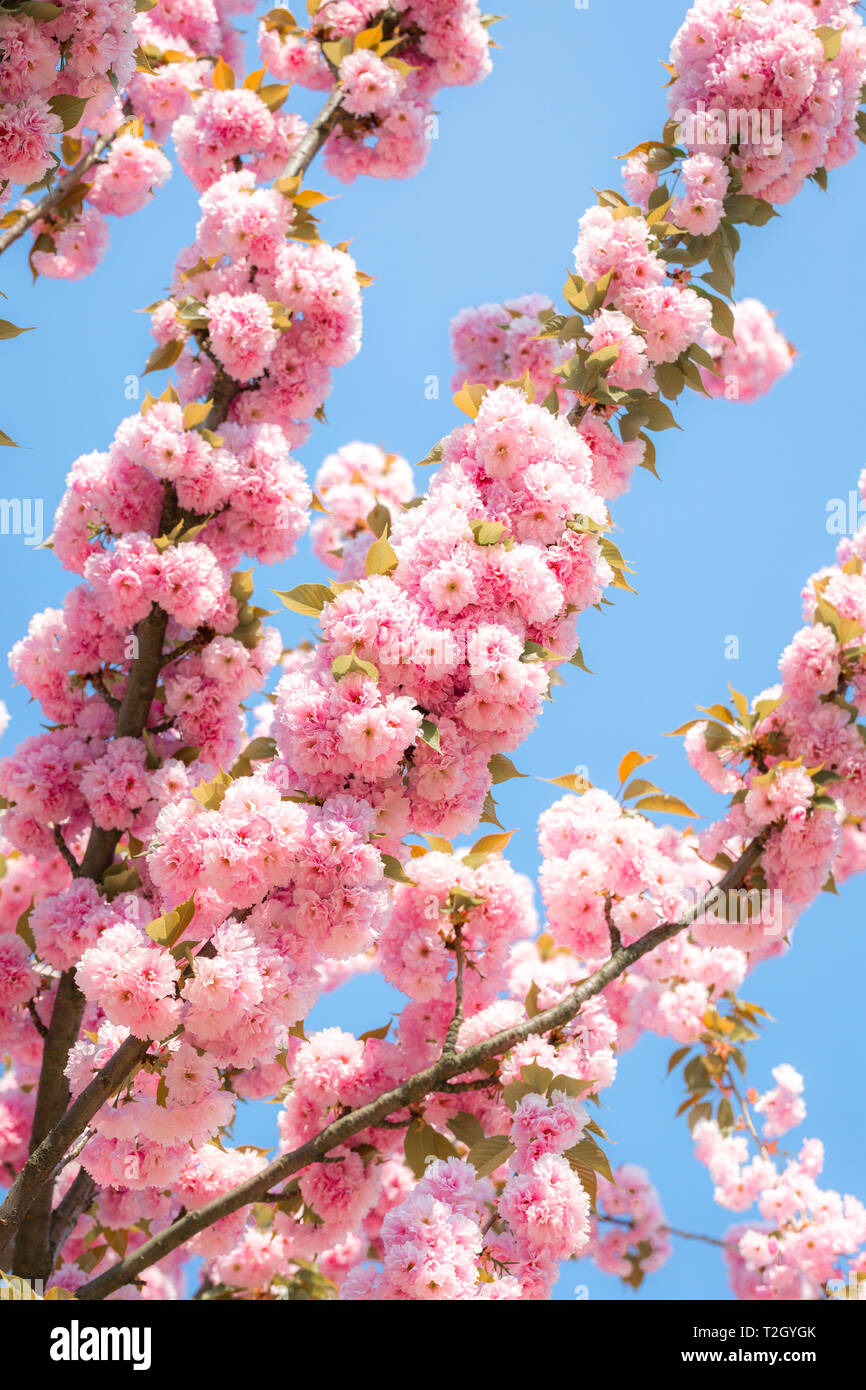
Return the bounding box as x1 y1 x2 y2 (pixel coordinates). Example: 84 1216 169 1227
597 1213 728 1250
441 925 465 1060
158 626 215 670
52 825 81 877
604 895 622 952
435 1078 500 1095
91 671 121 711
26 999 48 1040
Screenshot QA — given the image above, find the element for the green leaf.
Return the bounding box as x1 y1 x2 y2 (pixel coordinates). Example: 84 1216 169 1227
478 791 505 829
258 82 292 111
418 717 440 751
0 320 34 341
404 1121 458 1177
694 287 736 341
418 440 444 468
101 862 141 900
331 651 378 682
488 753 527 784
191 769 232 811
470 519 505 547
621 777 661 799
240 736 276 762
667 1046 691 1074
622 395 681 432
466 1135 515 1178
366 503 390 538
143 338 183 375
145 895 196 948
273 583 334 617
16 904 36 953
519 1061 554 1094
365 531 399 577
654 362 685 400
723 194 777 227
635 792 700 818
447 1112 486 1148
380 853 415 886
358 1022 391 1042
48 94 89 131
564 1134 614 1185
568 645 593 674
688 1100 713 1132
815 23 844 61
545 772 591 793
18 2 64 17
461 829 515 868
453 382 489 418
502 1077 534 1111
549 1074 595 1099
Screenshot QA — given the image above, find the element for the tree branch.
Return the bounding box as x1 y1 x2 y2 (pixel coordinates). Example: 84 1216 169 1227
74 836 767 1299
48 1170 97 1265
10 969 87 1279
5 414 235 1281
280 82 345 181
0 943 219 1266
0 132 116 258
0 1033 150 1268
0 72 378 1276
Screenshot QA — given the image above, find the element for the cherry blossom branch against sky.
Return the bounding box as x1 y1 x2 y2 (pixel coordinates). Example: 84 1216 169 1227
73 839 766 1299
0 0 861 1301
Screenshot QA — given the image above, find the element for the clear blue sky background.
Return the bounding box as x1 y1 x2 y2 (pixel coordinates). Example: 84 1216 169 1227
2 0 864 1301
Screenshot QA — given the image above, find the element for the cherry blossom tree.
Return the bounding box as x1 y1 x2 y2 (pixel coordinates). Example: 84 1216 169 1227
0 0 865 1304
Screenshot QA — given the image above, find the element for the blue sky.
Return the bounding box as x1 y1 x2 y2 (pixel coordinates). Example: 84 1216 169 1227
2 0 865 1300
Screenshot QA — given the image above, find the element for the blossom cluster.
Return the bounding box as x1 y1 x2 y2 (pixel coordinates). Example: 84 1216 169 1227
536 789 754 1050
145 168 366 450
449 277 790 519
693 1070 866 1299
700 298 793 402
342 1091 593 1300
0 0 136 191
273 382 613 839
684 473 866 938
259 0 494 184
6 0 251 280
450 293 574 402
668 0 866 205
310 440 416 576
10 0 496 283
588 1165 672 1284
